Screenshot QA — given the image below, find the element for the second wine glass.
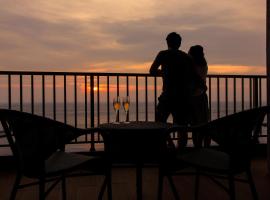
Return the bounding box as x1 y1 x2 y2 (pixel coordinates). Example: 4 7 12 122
122 96 130 123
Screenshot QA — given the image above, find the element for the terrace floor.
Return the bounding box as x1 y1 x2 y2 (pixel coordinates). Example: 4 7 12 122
0 158 269 200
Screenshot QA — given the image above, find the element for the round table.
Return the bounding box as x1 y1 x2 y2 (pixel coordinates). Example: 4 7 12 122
98 121 171 200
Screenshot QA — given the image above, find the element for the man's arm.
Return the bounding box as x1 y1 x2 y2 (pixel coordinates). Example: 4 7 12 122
149 52 162 76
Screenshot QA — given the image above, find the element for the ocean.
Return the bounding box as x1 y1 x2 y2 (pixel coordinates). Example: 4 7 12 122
0 101 265 125
0 101 267 155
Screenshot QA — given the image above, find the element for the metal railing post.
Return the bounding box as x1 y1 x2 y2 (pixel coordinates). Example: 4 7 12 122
253 77 259 108
90 75 95 151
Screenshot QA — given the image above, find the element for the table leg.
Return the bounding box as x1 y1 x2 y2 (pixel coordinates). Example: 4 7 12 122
136 164 143 200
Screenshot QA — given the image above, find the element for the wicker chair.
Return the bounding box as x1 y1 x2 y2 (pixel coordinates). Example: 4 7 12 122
0 109 111 200
158 106 270 200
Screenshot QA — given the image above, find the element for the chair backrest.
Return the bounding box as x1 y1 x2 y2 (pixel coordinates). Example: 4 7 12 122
204 106 269 145
197 106 270 160
0 109 80 176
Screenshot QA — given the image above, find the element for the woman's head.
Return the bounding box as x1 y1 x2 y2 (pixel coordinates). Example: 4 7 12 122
188 45 207 66
188 45 204 57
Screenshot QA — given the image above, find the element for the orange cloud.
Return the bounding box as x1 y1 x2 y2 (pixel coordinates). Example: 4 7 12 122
208 65 266 75
87 63 266 76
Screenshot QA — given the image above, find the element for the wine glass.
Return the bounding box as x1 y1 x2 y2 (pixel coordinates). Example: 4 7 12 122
113 96 121 123
122 96 130 123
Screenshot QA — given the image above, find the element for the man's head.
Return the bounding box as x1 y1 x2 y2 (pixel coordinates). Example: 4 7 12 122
166 32 182 50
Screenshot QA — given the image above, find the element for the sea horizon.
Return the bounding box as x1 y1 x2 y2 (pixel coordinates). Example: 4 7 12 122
0 101 267 125
0 101 267 156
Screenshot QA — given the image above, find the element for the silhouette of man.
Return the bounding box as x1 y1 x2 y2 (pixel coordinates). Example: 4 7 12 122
150 32 194 146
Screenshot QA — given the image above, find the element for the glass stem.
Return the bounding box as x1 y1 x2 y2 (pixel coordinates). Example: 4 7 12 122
125 111 129 122
116 110 119 122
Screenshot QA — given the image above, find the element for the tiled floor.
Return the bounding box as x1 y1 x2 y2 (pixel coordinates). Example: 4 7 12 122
0 158 269 200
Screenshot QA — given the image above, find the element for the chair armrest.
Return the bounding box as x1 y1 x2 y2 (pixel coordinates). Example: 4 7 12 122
166 124 192 134
166 124 211 148
77 127 100 136
167 123 216 136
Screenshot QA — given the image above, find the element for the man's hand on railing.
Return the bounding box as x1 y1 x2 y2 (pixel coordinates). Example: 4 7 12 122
149 68 162 76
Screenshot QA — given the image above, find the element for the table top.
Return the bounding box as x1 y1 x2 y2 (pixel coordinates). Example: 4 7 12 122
98 121 171 131
98 121 172 163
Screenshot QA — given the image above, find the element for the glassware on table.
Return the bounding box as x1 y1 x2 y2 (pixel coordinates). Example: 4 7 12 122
122 96 130 123
113 96 121 123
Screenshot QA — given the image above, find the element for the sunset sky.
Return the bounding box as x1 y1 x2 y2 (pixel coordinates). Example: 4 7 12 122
0 0 266 74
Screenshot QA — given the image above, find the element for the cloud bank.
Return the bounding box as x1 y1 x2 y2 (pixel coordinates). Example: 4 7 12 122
0 0 266 74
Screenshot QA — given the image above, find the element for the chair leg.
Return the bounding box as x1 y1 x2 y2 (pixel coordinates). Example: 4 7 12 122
228 174 235 200
157 168 164 200
167 175 180 200
246 169 258 200
39 177 45 200
194 169 200 200
10 172 22 200
98 176 108 200
61 175 67 200
106 169 112 200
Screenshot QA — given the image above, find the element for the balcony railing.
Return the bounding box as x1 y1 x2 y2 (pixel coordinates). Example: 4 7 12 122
0 71 267 152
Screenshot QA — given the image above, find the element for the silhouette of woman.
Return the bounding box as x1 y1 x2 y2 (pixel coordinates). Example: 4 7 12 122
188 45 209 147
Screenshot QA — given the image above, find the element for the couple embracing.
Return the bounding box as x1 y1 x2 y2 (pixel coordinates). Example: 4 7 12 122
149 32 209 147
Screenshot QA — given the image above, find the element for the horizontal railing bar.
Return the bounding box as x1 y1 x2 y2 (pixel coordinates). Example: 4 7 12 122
0 71 266 78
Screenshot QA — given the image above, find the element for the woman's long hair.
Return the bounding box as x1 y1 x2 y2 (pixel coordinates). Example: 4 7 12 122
188 45 207 66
